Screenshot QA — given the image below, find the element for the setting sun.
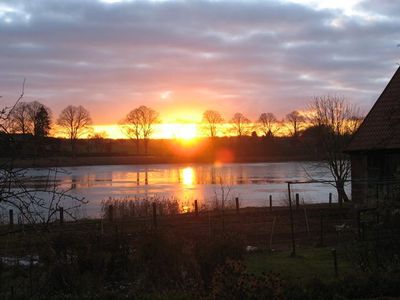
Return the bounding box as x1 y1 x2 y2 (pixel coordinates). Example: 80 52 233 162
88 123 200 140
159 123 198 140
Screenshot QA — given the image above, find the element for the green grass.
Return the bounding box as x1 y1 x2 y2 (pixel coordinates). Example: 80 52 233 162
245 246 355 283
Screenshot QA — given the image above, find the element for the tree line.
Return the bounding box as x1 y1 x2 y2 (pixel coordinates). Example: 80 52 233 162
2 95 363 202
3 100 362 141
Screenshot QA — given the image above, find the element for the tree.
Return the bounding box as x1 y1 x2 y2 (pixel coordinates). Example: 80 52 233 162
1 81 85 228
138 105 159 154
258 113 279 137
9 102 31 134
121 105 159 154
308 95 362 204
8 101 51 137
285 110 305 137
122 108 141 153
57 105 92 152
28 101 52 137
33 105 51 137
202 110 223 138
230 113 251 137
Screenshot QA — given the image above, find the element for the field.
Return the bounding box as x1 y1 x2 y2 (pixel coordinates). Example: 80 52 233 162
0 202 399 299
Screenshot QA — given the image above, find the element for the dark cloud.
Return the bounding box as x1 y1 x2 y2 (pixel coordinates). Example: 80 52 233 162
0 0 399 123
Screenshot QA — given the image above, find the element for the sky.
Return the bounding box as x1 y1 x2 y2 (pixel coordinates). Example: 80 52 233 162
0 0 399 125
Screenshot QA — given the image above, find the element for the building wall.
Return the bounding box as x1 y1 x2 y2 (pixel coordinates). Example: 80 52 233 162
351 151 400 205
351 153 368 204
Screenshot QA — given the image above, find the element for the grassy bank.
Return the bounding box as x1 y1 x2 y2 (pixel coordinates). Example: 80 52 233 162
246 247 353 282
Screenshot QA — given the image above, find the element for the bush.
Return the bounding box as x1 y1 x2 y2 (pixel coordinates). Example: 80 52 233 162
210 260 284 300
195 233 245 289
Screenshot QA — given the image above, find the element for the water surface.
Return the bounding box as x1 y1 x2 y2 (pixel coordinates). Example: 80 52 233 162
21 162 350 218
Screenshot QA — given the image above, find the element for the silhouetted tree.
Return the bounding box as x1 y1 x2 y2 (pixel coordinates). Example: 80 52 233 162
285 110 305 137
8 101 51 137
1 82 85 227
33 105 51 137
258 112 279 137
230 113 251 137
308 95 362 204
57 105 92 153
202 110 223 138
138 105 159 154
9 102 31 134
121 109 141 153
122 105 159 154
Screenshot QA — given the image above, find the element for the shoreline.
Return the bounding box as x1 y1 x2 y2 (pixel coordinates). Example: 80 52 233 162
2 154 316 168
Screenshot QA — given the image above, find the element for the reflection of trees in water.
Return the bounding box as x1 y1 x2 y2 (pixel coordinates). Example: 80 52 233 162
71 175 77 190
211 166 216 184
176 167 181 184
134 169 149 186
236 165 244 184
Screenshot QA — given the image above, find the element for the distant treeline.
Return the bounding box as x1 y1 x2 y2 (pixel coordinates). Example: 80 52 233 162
0 130 330 165
1 96 362 167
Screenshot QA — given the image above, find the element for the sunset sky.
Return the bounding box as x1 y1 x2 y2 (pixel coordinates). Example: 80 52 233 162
1 0 399 128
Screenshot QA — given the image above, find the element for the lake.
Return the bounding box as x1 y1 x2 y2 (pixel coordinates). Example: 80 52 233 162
18 161 350 219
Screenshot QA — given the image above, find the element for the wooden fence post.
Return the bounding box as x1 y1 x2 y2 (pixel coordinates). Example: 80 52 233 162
304 207 310 238
288 183 296 257
269 195 272 212
59 207 64 225
108 205 113 222
194 200 199 216
332 248 338 277
269 216 277 251
9 209 14 228
152 202 157 229
319 211 324 246
357 209 361 239
235 197 239 214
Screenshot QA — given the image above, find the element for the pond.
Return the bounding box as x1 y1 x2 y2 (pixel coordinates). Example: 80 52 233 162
17 161 350 218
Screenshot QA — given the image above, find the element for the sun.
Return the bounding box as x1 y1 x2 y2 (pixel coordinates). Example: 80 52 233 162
158 123 198 141
177 124 197 140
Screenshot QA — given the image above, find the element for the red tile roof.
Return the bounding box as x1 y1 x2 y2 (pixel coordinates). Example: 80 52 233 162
347 67 400 152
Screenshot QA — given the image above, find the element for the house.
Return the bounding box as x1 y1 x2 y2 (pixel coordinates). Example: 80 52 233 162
346 67 400 205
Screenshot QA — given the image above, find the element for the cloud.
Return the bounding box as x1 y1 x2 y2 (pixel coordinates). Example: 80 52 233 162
0 0 399 123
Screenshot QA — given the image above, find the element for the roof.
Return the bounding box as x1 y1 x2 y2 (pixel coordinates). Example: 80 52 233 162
347 67 400 152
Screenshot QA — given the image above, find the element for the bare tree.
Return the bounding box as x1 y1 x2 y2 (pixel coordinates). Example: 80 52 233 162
9 102 32 134
1 83 85 227
202 110 223 138
57 105 92 152
138 105 159 154
285 110 305 137
230 112 251 137
258 112 279 137
8 101 51 136
121 108 142 153
308 95 362 204
121 105 159 154
28 101 51 137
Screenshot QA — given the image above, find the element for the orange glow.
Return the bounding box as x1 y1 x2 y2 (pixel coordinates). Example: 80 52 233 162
157 123 198 140
215 148 235 164
54 122 286 139
51 108 314 140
